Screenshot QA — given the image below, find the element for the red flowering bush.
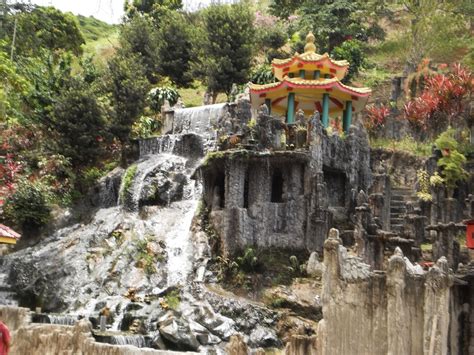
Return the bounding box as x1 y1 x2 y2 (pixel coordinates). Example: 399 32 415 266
404 63 473 135
365 104 390 135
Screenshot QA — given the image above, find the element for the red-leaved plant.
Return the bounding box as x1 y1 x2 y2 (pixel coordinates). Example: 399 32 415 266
404 63 473 134
365 104 390 135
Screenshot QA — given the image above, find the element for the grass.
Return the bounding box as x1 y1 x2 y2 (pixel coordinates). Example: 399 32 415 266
164 290 180 310
370 136 433 157
178 82 228 107
120 164 137 200
357 66 394 88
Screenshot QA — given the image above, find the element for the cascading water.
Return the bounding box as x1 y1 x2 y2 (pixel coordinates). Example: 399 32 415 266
3 103 231 352
173 103 228 150
0 270 17 307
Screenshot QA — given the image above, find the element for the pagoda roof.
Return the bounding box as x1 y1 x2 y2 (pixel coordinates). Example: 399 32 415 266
250 77 371 116
250 77 371 97
271 32 349 81
0 223 21 245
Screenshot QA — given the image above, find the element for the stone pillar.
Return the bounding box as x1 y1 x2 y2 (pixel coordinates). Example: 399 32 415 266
387 248 411 354
264 98 271 115
287 92 295 124
343 100 352 133
322 93 329 128
423 257 452 355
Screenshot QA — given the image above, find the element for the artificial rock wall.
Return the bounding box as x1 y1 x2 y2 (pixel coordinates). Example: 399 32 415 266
200 116 371 255
317 229 455 355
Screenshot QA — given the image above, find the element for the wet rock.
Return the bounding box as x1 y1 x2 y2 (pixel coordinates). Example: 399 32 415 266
193 303 236 340
158 311 200 351
249 325 280 348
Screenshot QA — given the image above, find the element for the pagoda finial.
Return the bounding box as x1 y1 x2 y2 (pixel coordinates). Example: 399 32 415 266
304 32 316 53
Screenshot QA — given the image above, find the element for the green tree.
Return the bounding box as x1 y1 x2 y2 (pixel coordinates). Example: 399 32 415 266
156 11 194 87
107 52 149 147
125 0 183 17
119 15 160 83
269 0 304 19
7 6 84 58
297 0 385 52
201 3 255 99
400 0 470 71
51 80 108 167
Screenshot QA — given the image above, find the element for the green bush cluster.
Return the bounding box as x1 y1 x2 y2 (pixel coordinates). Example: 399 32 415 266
4 180 52 230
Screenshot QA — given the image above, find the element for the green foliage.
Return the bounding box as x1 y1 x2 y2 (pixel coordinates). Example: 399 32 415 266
332 40 366 81
164 290 181 310
9 6 85 58
4 179 51 230
156 11 195 87
236 247 261 273
148 86 180 111
269 0 304 18
107 52 150 145
0 48 28 122
119 15 160 83
125 0 183 18
250 64 276 85
370 136 433 157
51 79 108 167
435 129 468 189
296 0 386 51
134 238 159 275
132 116 161 138
120 164 138 200
201 3 255 97
416 169 432 202
76 15 117 43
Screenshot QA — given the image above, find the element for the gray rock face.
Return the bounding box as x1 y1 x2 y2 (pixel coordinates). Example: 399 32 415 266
249 325 280 348
158 312 200 351
200 114 372 255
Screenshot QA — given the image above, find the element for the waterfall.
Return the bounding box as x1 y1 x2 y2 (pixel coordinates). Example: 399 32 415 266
173 103 227 151
109 334 148 348
139 134 179 158
0 270 17 307
33 314 79 325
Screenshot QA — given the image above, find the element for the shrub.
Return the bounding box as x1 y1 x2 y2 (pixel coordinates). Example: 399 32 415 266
332 40 366 81
250 64 277 85
435 129 468 189
148 86 180 112
132 115 161 138
4 180 51 229
120 164 137 200
364 105 390 136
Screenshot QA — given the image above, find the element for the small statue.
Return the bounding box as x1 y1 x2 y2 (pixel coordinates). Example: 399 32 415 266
257 103 269 117
296 109 306 126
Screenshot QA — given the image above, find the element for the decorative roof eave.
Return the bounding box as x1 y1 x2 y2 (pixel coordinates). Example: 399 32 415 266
250 78 371 97
272 52 349 69
0 224 21 240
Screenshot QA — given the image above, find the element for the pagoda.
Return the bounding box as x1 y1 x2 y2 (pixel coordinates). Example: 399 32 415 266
0 223 21 245
250 32 371 133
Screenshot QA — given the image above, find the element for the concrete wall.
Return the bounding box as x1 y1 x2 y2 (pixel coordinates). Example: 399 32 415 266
317 230 456 355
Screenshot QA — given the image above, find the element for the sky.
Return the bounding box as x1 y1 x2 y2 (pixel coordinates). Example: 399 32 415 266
29 0 233 24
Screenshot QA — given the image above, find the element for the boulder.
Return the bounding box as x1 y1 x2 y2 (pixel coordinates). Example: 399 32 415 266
158 312 200 351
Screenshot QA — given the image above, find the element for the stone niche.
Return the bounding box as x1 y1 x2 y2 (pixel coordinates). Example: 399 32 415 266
200 151 309 255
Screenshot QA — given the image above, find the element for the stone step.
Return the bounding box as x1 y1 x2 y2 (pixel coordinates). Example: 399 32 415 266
392 189 414 196
391 217 405 225
390 201 407 208
391 195 407 202
391 224 404 232
390 206 406 214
